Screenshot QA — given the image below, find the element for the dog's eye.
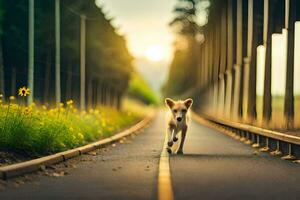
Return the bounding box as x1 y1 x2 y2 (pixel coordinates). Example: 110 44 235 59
173 109 177 113
182 109 187 113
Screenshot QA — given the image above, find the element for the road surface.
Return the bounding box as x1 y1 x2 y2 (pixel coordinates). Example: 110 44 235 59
1 111 300 200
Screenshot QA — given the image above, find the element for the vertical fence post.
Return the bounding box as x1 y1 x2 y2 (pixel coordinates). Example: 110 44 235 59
284 0 295 129
218 1 227 116
242 0 253 122
262 0 272 124
233 0 243 120
225 0 234 119
80 14 86 110
28 0 35 104
213 8 221 115
55 0 61 104
0 43 4 96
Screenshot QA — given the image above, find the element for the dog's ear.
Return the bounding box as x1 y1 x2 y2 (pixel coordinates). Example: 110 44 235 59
184 98 193 109
165 98 175 108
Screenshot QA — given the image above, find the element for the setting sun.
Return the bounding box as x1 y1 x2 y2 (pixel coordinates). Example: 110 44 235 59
145 44 166 62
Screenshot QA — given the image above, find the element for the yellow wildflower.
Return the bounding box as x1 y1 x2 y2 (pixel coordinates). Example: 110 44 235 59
60 142 66 148
30 102 36 107
78 133 84 140
66 100 74 106
9 96 15 101
18 86 30 97
24 106 32 115
0 94 3 98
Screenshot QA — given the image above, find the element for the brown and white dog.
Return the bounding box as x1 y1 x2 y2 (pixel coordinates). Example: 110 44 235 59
165 98 193 154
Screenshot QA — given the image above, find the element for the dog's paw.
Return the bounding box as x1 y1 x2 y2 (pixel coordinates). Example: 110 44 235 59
173 137 178 142
167 141 173 147
166 147 172 154
177 150 183 154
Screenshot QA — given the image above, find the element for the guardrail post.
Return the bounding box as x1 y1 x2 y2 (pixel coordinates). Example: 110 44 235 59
270 140 282 156
281 143 296 160
259 137 270 152
252 135 260 148
240 130 246 142
244 131 253 145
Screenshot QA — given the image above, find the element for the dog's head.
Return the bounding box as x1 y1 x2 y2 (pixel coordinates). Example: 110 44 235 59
165 98 193 123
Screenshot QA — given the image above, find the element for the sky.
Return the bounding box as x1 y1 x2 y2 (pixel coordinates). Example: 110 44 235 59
97 0 175 61
96 0 177 93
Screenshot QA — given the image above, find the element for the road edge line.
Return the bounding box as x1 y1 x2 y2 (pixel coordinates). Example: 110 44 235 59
0 113 154 180
158 133 174 200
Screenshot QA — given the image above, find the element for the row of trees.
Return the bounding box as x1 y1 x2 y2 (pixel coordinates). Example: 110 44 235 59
163 0 201 96
0 0 134 109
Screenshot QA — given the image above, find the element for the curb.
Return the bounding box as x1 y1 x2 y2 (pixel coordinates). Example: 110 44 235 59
0 114 154 180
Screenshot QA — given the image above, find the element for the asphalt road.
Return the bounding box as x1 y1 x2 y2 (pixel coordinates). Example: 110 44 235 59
1 111 300 200
171 120 300 200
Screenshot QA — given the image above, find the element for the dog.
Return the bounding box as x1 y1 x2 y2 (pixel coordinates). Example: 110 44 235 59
165 98 193 154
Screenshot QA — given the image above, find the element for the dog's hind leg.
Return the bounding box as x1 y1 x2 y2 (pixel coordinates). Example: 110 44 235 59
177 126 187 154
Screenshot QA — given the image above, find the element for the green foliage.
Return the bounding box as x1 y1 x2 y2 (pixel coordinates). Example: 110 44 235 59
0 101 143 156
170 0 200 37
1 0 133 103
164 0 203 97
128 73 158 105
163 47 198 97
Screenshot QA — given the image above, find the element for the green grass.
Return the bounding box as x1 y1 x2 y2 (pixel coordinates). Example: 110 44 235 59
0 99 145 156
128 73 158 105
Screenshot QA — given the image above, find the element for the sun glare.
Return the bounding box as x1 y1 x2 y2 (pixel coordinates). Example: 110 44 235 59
145 45 166 62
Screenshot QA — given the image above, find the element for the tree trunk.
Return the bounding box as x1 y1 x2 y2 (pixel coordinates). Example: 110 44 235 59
11 67 16 96
66 60 72 100
44 50 51 104
0 40 4 96
87 78 93 109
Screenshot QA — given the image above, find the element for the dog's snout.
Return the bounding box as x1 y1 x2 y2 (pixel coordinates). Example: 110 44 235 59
177 117 182 122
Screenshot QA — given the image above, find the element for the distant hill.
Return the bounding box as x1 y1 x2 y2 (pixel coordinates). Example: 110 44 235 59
134 57 169 95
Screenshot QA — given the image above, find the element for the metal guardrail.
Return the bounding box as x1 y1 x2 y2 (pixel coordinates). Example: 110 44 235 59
192 112 300 161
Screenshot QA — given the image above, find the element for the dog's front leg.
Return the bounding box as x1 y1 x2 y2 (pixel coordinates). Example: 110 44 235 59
167 128 174 147
166 126 175 154
177 126 187 154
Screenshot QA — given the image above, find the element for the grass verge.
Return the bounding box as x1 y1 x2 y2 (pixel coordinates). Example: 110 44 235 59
0 98 147 157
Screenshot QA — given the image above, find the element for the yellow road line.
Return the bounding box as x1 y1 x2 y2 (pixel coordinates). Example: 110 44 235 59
158 133 174 200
